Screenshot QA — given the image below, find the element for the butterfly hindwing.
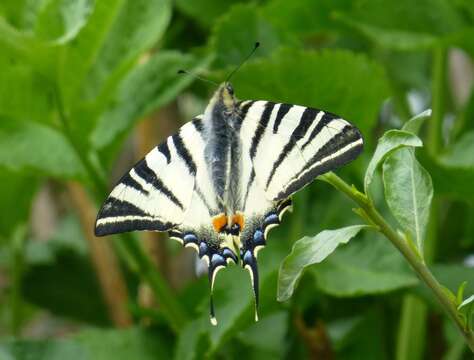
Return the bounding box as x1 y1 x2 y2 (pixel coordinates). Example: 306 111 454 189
236 101 363 318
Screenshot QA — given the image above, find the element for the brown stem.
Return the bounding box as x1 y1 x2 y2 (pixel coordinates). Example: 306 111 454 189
67 182 132 327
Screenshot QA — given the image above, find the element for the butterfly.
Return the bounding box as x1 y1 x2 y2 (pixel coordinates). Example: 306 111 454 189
95 78 363 325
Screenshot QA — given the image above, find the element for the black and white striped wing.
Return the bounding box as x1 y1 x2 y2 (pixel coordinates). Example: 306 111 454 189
95 118 205 236
239 101 363 203
235 101 363 319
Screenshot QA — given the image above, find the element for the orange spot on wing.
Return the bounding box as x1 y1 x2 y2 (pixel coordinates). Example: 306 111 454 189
232 213 245 231
212 214 227 232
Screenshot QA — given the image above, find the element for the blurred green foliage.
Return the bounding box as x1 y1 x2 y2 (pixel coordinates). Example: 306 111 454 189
1 0 474 358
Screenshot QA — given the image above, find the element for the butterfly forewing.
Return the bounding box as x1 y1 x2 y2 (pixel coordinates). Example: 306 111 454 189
95 118 204 236
239 101 363 202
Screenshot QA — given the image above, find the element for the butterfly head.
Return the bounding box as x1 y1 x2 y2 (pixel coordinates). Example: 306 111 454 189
217 82 236 110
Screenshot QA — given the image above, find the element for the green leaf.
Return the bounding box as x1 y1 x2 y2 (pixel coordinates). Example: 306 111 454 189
81 0 172 102
457 281 468 306
332 310 388 359
420 152 474 201
176 0 245 27
364 130 422 195
34 0 94 44
0 53 54 123
335 14 439 51
311 235 418 297
0 118 85 179
458 295 474 310
21 216 108 325
174 318 209 360
58 0 127 105
401 109 432 134
237 311 288 352
231 48 390 143
91 51 212 149
440 131 474 169
0 169 38 239
277 225 370 302
262 0 350 37
338 0 464 37
383 149 433 256
210 3 287 69
0 327 172 360
432 264 474 296
0 16 35 59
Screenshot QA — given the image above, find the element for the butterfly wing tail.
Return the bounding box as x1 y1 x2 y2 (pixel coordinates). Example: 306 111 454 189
242 247 260 321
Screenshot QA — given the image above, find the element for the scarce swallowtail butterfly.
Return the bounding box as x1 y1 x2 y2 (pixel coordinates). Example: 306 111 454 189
95 46 364 325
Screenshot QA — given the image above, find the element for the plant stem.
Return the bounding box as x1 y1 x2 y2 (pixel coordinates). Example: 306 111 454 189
10 225 26 336
427 46 446 155
320 172 474 353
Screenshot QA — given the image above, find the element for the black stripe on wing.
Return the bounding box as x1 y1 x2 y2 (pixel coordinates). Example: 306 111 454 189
172 132 197 175
273 103 292 134
120 172 149 195
276 125 363 200
96 218 174 236
249 102 275 159
98 198 149 218
265 107 319 188
134 159 184 209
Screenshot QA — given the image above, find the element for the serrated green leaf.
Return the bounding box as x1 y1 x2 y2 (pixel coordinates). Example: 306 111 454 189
383 149 433 256
0 118 85 179
176 0 245 27
401 109 432 134
311 235 418 297
210 3 286 69
231 48 390 142
278 225 370 302
262 0 350 37
82 0 171 102
364 130 422 195
34 0 94 44
91 51 212 149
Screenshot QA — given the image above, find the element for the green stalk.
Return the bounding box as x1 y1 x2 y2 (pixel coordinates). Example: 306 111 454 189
320 172 474 353
427 46 446 155
10 225 26 336
55 89 187 331
396 295 427 359
396 45 447 358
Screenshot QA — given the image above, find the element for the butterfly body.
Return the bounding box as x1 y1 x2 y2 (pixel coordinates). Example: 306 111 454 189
95 82 363 325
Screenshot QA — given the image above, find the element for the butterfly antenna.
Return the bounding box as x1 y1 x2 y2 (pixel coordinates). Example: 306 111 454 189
177 69 218 86
225 42 260 83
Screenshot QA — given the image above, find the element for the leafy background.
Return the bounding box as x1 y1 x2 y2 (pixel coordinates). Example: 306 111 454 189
1 0 474 358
